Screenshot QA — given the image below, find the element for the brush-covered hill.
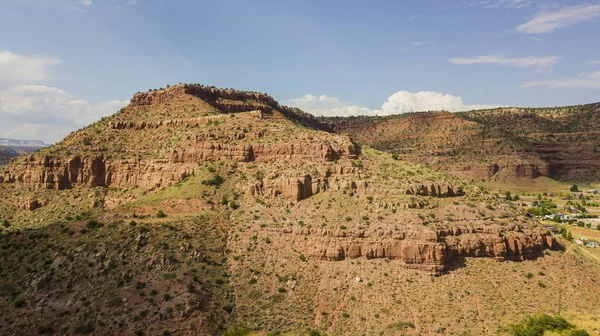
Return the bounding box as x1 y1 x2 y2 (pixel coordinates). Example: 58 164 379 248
323 103 600 184
0 85 598 336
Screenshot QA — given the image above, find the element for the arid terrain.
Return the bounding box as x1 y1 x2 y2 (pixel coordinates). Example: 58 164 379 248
0 85 599 335
323 103 600 184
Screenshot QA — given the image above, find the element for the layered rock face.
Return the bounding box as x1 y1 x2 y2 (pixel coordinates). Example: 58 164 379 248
406 182 463 197
1 135 357 190
280 224 555 273
246 166 367 202
324 104 600 182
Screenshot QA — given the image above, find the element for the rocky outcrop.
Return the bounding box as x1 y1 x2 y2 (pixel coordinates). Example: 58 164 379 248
246 164 368 201
108 110 263 130
281 224 555 273
406 182 464 197
19 198 42 211
130 85 278 112
1 136 358 190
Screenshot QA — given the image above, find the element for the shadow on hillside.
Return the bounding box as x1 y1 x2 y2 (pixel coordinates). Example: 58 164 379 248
444 256 466 273
443 242 564 274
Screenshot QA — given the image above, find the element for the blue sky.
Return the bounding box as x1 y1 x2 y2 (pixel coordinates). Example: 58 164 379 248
1 0 600 142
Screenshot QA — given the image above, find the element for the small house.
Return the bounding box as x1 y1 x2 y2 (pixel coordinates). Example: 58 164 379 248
586 241 600 248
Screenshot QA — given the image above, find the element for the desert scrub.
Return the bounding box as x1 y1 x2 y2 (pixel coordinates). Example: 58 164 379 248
502 314 588 336
201 174 223 186
387 321 415 330
86 219 104 229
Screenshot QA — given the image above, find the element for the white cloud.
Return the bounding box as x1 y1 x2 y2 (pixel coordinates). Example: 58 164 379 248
378 91 497 114
284 91 498 117
411 41 434 46
81 0 93 7
522 71 600 89
471 0 535 9
128 0 138 4
448 55 560 70
0 50 61 89
0 85 128 143
285 94 372 117
516 4 600 34
590 59 600 65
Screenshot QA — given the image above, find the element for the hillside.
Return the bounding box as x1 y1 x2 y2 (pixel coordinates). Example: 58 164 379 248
0 85 598 335
323 103 600 184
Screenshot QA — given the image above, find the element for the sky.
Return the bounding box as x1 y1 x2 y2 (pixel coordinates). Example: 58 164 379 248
1 0 600 143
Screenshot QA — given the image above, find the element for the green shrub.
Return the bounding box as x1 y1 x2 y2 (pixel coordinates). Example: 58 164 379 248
2 220 10 228
387 321 415 330
201 174 223 186
74 322 95 335
85 220 104 229
506 314 575 336
299 254 306 262
37 326 52 334
156 210 166 218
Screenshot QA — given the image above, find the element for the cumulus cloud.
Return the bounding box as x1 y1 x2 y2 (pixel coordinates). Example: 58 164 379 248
448 55 560 70
284 91 498 117
0 50 61 89
378 91 497 114
285 94 372 117
0 85 128 143
81 0 93 7
516 4 600 34
522 71 600 89
590 60 600 65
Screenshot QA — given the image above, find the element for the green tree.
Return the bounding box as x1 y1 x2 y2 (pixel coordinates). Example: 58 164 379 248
570 184 579 192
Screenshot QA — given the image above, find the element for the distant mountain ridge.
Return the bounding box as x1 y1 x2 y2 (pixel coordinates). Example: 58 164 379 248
0 138 47 147
0 138 48 164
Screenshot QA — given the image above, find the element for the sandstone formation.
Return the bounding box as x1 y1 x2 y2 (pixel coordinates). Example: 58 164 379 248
405 182 464 197
280 224 555 273
1 136 357 190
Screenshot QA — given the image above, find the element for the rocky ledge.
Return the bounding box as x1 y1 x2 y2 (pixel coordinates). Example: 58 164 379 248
279 224 555 274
